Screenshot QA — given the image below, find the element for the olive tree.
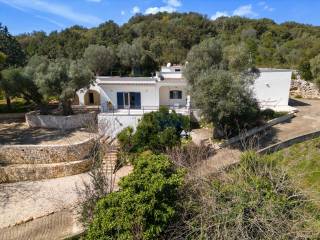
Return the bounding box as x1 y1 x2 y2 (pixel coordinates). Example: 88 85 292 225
35 58 93 115
184 38 260 138
83 44 116 76
117 41 144 76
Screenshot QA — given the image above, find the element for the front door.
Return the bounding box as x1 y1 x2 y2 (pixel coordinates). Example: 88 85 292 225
117 92 141 109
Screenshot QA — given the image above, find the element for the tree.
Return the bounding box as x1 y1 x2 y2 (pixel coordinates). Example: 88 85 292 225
83 44 116 76
117 41 145 76
34 58 93 115
183 38 223 86
298 61 313 81
0 68 42 108
86 152 184 240
184 38 260 138
310 54 320 88
117 106 190 153
0 23 25 68
0 51 6 65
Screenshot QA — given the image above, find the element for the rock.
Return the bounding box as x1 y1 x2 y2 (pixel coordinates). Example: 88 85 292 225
290 77 320 99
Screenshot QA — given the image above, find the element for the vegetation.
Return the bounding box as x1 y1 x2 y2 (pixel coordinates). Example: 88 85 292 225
86 152 184 240
184 38 261 138
117 106 190 153
163 151 320 239
266 137 320 208
15 14 320 74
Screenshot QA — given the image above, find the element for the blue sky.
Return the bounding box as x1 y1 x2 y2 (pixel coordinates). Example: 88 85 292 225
1 0 320 35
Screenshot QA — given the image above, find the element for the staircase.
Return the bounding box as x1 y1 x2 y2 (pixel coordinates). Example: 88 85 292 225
100 136 119 175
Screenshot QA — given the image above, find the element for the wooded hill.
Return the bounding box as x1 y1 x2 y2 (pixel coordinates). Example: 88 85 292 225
16 12 320 76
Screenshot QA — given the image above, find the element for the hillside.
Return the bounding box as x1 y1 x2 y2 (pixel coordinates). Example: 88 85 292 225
16 13 320 75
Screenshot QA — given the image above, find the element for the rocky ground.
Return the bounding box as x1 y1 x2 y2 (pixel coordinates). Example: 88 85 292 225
290 78 320 99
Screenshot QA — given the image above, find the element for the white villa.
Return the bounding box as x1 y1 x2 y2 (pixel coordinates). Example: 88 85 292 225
75 64 293 136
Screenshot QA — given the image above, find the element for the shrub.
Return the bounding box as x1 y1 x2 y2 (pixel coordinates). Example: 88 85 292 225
117 106 190 153
163 152 320 239
86 153 184 240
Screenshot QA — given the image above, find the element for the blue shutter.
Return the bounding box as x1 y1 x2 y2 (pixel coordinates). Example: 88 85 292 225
117 92 123 109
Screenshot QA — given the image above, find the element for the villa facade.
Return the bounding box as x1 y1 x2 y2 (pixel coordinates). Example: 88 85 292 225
75 65 293 136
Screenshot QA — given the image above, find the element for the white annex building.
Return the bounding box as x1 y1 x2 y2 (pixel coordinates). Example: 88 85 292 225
75 65 293 136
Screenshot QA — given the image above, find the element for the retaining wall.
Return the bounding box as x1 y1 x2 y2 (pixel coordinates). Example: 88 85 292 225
219 113 295 147
0 113 26 120
0 137 97 165
258 130 320 155
26 111 96 130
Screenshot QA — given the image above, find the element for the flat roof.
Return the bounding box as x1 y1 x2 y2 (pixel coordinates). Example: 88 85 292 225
97 76 157 85
258 68 292 72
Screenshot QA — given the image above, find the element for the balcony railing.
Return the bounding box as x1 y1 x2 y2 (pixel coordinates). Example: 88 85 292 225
100 104 190 116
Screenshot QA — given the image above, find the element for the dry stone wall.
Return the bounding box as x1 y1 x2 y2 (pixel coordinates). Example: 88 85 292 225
0 137 96 165
290 78 320 99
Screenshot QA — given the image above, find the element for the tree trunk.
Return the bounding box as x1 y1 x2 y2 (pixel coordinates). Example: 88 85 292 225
5 95 11 110
62 100 73 116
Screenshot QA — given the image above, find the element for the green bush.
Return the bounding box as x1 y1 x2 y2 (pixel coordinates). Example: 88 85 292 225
86 153 184 240
117 106 190 153
260 108 287 121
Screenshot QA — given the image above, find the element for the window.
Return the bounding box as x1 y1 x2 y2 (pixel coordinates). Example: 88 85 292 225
175 68 181 72
169 90 182 99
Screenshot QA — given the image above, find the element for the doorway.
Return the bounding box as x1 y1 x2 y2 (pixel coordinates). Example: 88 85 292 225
117 92 141 109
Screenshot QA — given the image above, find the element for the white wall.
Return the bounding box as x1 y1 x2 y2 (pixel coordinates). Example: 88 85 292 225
98 114 142 138
253 70 292 108
159 86 187 107
76 84 101 106
100 84 158 108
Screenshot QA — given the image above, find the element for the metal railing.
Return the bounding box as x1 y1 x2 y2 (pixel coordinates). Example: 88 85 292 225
100 104 190 116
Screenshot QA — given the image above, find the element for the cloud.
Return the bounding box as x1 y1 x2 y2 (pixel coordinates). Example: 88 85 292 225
165 0 182 7
0 0 102 25
211 4 258 20
144 0 182 14
132 6 140 14
258 1 274 12
86 0 102 2
35 15 65 28
211 11 229 20
121 10 125 16
233 4 257 17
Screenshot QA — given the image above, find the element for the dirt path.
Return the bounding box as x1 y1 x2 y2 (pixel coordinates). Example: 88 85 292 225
0 165 133 239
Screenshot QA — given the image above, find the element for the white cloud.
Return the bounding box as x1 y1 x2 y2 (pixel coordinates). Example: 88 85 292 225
233 4 257 17
165 0 182 7
144 0 182 15
145 5 176 14
258 1 274 12
0 0 102 25
211 11 229 20
86 0 102 2
132 6 140 14
121 10 125 16
35 15 65 28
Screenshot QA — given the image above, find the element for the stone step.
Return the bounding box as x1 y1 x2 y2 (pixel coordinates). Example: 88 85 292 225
0 159 92 183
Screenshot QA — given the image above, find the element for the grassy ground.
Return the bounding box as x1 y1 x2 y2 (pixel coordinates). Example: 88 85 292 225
0 97 34 113
265 137 320 208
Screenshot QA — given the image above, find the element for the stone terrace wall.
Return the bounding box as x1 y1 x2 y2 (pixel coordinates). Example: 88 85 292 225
0 137 97 165
26 111 96 130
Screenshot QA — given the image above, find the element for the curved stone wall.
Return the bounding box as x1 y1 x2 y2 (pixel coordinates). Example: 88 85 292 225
0 137 97 165
26 111 96 130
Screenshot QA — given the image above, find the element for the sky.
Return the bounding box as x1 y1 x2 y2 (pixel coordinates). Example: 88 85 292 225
1 0 320 35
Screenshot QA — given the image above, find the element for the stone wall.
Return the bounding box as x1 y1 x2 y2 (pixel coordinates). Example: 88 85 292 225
257 130 320 155
0 137 97 165
0 113 26 120
290 78 320 99
26 111 96 130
